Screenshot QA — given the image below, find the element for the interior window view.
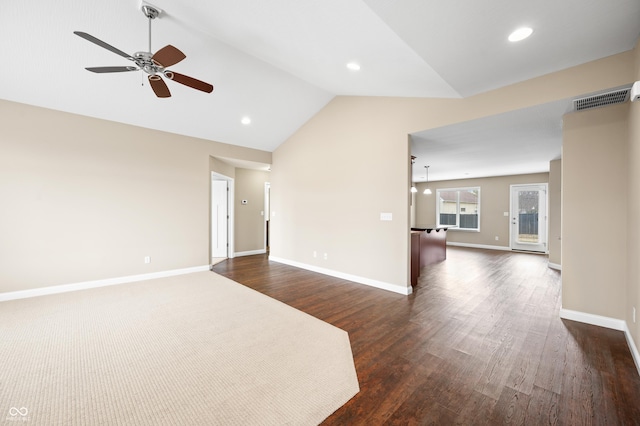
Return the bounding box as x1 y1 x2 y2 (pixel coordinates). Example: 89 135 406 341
436 188 480 230
2 1 640 424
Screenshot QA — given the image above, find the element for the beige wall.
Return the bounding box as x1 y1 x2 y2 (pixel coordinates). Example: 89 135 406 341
627 43 640 352
234 168 270 254
0 100 270 293
548 159 562 266
414 173 549 248
562 103 628 318
271 101 411 289
272 50 633 292
210 157 236 179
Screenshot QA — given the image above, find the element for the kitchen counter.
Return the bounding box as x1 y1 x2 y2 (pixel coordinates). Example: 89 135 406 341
410 226 449 286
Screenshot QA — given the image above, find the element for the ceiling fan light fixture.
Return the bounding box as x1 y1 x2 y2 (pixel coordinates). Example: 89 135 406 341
508 27 533 42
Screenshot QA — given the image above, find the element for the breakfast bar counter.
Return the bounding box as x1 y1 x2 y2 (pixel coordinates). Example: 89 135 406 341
410 226 449 286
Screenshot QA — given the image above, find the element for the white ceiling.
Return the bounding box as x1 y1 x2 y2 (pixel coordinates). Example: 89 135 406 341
2 1 640 176
411 99 571 182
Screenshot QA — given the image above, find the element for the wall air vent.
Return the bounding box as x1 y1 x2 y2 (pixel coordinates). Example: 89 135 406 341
573 88 630 111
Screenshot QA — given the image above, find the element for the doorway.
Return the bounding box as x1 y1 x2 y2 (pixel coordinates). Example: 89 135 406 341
264 182 271 253
510 184 548 252
211 173 234 261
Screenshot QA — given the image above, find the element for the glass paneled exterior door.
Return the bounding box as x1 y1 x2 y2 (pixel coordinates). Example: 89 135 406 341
510 184 547 252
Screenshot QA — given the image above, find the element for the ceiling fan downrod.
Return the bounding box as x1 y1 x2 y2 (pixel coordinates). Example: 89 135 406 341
134 4 164 77
141 4 160 54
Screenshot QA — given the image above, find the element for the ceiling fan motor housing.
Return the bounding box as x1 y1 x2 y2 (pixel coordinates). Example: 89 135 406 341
134 51 164 76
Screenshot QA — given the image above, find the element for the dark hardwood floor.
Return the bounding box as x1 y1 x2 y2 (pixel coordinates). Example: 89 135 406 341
212 247 640 425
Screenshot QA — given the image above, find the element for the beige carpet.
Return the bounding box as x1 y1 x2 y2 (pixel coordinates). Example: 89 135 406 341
0 272 359 425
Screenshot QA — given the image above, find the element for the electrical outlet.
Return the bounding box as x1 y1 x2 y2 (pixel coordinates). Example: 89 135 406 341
323 253 328 260
313 251 317 258
495 236 499 241
633 307 636 323
144 256 151 264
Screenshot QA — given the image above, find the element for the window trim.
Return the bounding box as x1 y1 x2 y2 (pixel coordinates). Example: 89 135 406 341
436 186 481 232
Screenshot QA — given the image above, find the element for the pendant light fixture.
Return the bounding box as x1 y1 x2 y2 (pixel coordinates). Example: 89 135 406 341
423 165 432 195
410 156 418 193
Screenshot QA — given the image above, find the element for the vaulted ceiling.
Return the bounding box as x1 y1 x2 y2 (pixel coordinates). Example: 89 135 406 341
2 1 640 178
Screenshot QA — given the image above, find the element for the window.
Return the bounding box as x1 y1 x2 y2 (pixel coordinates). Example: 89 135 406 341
436 187 480 231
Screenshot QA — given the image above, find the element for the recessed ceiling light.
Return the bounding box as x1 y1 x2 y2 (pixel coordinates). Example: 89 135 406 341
241 116 251 125
508 27 533 42
346 62 361 71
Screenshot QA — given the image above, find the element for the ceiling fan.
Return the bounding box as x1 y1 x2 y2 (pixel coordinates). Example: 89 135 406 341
74 3 213 98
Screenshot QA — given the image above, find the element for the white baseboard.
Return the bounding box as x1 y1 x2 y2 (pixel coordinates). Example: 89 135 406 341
268 256 412 295
623 322 640 376
448 242 551 255
559 308 626 330
446 242 512 251
234 249 267 257
548 262 562 271
0 265 210 303
560 308 640 376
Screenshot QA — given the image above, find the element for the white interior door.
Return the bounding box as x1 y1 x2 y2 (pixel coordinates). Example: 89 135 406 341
510 184 548 252
212 180 228 258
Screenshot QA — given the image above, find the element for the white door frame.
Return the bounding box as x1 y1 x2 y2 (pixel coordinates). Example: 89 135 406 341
211 172 235 259
509 183 548 253
264 182 270 251
211 180 228 258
